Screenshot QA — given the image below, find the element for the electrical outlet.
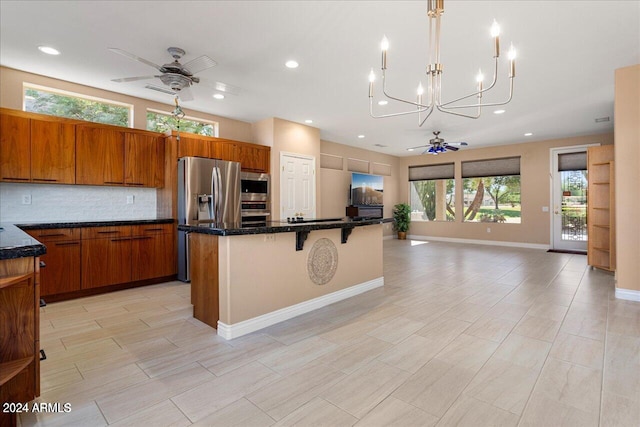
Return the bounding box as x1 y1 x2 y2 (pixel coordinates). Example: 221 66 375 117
126 195 134 204
22 195 32 205
487 227 491 233
542 206 549 212
264 234 276 242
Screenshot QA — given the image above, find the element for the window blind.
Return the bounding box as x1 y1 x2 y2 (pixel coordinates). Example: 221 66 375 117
409 163 454 181
558 152 587 171
462 157 520 178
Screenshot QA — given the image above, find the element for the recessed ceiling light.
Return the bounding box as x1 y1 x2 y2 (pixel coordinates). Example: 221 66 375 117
493 109 506 114
304 119 313 124
378 100 388 106
357 135 365 139
213 93 225 100
37 45 60 55
374 144 387 148
524 132 533 136
285 60 299 69
407 148 415 151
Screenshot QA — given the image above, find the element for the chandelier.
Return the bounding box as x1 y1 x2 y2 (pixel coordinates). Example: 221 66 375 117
368 0 517 126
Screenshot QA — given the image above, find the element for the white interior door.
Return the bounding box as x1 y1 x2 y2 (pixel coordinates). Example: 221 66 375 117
551 147 590 252
280 152 316 219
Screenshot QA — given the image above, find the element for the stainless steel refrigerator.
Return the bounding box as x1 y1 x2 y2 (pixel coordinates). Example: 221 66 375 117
177 157 241 282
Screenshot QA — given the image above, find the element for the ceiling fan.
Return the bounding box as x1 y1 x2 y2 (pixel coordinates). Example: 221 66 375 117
109 47 237 101
407 131 468 155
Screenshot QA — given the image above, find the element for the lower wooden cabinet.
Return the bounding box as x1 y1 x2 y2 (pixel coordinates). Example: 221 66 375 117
131 224 176 281
26 228 81 296
82 235 133 289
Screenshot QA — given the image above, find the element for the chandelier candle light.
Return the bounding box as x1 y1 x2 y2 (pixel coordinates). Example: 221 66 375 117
368 0 517 126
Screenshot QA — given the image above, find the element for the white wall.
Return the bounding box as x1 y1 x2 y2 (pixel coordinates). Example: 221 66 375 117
0 183 157 223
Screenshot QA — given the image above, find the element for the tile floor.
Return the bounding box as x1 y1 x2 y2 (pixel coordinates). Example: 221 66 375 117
18 239 640 426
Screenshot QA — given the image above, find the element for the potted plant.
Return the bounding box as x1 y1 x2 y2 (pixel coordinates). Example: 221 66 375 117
393 203 411 240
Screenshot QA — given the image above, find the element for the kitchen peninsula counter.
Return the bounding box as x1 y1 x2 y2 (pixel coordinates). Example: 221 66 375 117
184 218 392 339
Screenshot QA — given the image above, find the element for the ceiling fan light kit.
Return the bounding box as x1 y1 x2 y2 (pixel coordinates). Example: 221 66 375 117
368 0 517 126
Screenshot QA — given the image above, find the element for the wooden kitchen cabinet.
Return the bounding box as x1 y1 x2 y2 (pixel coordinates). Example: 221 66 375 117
237 143 270 173
0 257 40 426
131 224 176 281
213 139 239 163
76 125 125 185
177 134 213 158
30 119 76 184
26 228 81 296
125 133 165 188
81 226 132 289
0 113 31 182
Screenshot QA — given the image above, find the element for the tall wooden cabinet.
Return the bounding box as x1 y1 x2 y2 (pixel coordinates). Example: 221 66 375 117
587 145 615 271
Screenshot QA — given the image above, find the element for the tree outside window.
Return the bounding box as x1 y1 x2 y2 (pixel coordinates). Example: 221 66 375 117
146 110 216 136
24 86 131 126
463 176 521 223
410 179 455 221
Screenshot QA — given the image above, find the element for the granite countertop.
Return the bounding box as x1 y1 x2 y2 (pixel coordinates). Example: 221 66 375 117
0 223 47 260
0 219 175 260
178 217 393 236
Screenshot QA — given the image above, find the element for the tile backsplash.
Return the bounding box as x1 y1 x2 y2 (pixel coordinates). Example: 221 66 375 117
0 183 158 223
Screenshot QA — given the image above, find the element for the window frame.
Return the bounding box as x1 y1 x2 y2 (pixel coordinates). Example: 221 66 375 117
408 163 456 222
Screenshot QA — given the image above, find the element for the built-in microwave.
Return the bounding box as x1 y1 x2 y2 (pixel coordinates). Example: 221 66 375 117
240 172 270 201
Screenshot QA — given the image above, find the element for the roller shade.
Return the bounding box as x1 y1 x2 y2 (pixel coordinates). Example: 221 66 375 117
409 163 454 181
462 157 520 178
558 152 587 171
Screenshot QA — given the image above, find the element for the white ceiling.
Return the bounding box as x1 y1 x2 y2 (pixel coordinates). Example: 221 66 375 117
1 1 638 156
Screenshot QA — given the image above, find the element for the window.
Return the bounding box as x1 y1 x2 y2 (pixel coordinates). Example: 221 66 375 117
462 157 521 223
24 84 132 126
409 163 455 221
146 109 218 137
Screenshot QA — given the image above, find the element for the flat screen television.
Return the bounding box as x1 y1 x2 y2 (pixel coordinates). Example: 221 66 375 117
351 172 383 206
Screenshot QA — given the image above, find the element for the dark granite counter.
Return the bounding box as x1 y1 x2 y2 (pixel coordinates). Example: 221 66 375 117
0 223 46 260
1 219 175 260
17 218 174 230
179 217 392 236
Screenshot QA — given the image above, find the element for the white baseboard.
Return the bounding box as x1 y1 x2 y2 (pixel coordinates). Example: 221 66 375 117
217 277 384 340
406 234 549 250
615 288 640 302
383 235 395 240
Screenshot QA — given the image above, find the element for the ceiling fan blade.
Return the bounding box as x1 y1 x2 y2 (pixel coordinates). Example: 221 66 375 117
177 87 194 102
183 55 217 75
108 48 164 72
407 144 429 150
447 141 469 146
444 145 459 151
111 75 160 83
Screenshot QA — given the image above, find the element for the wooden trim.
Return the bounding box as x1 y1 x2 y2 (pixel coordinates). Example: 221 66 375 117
0 357 31 387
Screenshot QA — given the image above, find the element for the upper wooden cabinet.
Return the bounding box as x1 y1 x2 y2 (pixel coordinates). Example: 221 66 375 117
237 143 270 173
125 133 165 187
0 113 31 182
30 120 76 184
76 125 125 185
169 131 270 173
0 110 75 184
76 124 164 187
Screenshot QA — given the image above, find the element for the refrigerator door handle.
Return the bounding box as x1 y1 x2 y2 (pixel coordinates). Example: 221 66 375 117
215 167 223 221
210 167 217 221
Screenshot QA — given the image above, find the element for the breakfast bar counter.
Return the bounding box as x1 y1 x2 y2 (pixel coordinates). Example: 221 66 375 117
180 218 392 339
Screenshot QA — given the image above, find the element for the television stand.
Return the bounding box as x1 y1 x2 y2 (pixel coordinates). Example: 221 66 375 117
346 205 383 219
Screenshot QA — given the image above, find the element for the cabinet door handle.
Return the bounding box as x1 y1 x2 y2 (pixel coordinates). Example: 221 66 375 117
39 233 65 237
54 242 80 246
110 237 132 242
144 228 163 232
39 261 46 268
127 182 145 186
2 177 29 181
32 178 58 182
131 236 152 240
104 181 124 184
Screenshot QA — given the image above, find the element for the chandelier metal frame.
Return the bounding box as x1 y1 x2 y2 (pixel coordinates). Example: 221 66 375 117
368 0 517 126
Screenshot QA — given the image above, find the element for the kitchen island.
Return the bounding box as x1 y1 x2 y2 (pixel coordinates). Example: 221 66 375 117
179 218 392 339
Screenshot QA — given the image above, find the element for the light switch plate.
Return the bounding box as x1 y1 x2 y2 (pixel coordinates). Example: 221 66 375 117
126 195 134 204
22 195 32 205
